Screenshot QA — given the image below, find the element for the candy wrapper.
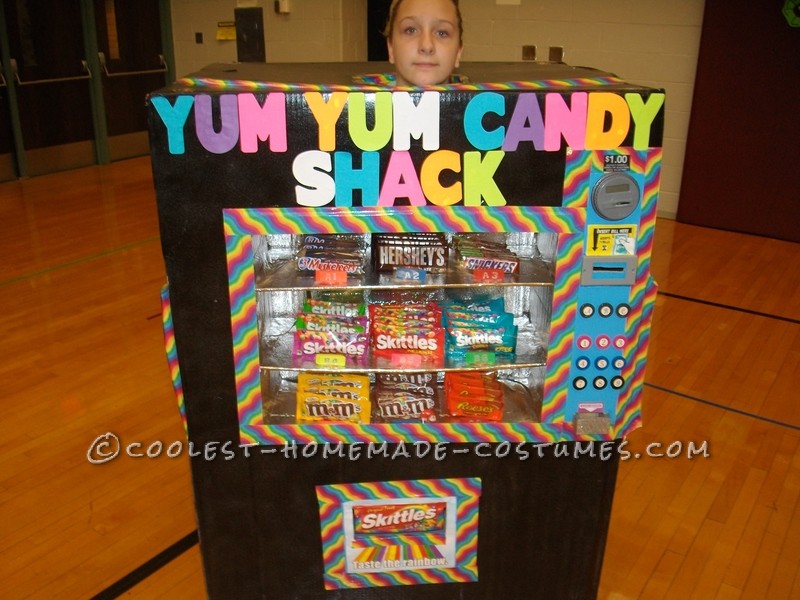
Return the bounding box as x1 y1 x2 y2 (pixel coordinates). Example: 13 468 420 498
453 235 520 277
374 372 438 422
292 329 369 363
372 233 449 273
296 234 367 275
352 502 447 545
296 372 371 424
371 304 444 367
441 297 517 364
444 372 505 422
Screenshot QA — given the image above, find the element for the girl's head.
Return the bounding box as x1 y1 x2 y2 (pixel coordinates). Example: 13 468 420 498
384 0 463 86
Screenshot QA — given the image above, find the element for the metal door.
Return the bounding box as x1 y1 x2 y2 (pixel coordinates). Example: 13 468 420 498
93 0 169 161
3 0 95 176
0 0 171 178
0 65 14 181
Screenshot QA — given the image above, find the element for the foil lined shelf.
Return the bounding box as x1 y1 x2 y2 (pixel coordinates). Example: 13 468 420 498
255 255 555 292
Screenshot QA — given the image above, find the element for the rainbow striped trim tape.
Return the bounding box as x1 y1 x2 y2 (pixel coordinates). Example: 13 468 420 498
225 205 585 445
316 477 481 589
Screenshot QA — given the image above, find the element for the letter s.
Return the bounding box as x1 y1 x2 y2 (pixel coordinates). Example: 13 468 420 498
293 150 335 207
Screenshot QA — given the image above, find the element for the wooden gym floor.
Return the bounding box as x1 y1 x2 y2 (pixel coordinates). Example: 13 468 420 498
0 156 798 599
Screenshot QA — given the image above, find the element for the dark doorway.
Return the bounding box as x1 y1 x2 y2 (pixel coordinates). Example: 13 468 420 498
0 74 15 181
677 0 800 242
93 0 168 161
367 0 391 61
4 0 96 175
0 0 170 177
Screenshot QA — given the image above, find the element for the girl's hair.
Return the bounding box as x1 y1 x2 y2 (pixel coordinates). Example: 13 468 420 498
383 0 463 43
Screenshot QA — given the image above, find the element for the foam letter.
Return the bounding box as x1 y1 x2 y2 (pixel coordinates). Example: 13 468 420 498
304 92 347 151
392 92 440 151
334 151 380 207
464 93 505 150
378 151 426 207
463 151 507 206
502 93 545 151
238 93 287 153
420 150 462 206
348 93 393 151
544 92 587 151
293 151 335 207
150 95 194 154
625 93 665 149
194 94 239 154
585 93 630 150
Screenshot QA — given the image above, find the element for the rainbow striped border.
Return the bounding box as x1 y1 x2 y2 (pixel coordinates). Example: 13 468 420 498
316 477 481 589
556 148 661 439
160 284 187 433
613 149 662 437
224 205 585 445
179 75 626 94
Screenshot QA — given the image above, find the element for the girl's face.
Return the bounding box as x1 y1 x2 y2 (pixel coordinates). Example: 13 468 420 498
386 0 463 86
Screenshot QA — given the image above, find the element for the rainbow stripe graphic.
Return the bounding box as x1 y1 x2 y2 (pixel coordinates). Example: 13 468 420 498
224 205 583 237
160 285 187 433
561 149 594 208
225 204 584 445
540 232 582 423
613 149 662 438
316 477 481 590
179 75 626 94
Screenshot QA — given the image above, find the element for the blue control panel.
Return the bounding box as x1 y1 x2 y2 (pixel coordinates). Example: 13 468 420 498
567 151 645 428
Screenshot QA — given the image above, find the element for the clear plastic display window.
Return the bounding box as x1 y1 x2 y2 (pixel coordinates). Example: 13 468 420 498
251 231 558 428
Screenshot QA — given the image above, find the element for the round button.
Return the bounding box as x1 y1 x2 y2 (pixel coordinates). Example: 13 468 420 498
598 303 614 318
613 335 627 349
596 335 611 349
577 336 592 350
612 356 626 370
595 357 609 370
576 356 591 370
573 376 587 390
611 376 625 389
593 376 608 390
616 303 631 318
580 303 595 318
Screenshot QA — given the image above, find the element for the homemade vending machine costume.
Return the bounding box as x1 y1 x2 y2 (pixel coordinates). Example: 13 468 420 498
148 61 664 599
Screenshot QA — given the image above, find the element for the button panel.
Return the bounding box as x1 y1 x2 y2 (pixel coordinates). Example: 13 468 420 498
568 285 632 420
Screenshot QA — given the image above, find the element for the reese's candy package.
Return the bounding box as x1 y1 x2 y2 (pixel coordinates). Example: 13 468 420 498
444 372 505 422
